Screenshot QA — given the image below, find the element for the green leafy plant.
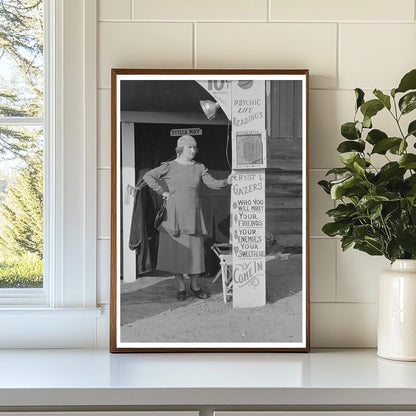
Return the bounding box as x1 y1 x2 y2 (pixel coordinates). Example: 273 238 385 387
319 69 416 262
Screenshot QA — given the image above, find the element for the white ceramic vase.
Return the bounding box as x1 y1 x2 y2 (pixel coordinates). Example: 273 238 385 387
378 259 416 361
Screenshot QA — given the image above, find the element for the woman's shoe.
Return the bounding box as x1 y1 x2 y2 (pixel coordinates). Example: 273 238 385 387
190 287 209 299
176 290 187 301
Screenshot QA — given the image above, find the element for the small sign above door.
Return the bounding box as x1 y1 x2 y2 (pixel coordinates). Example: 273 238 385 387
170 128 202 137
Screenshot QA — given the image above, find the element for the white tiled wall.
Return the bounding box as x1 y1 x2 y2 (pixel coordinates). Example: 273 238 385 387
96 0 416 347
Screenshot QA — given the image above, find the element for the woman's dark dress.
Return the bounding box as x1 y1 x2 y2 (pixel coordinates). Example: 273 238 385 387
143 160 227 274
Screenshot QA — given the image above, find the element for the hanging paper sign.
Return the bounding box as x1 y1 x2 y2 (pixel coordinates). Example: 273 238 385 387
197 80 232 120
170 128 202 137
231 170 266 308
232 130 267 169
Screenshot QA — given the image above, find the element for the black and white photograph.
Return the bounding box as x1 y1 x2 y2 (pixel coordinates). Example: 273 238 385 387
110 69 309 352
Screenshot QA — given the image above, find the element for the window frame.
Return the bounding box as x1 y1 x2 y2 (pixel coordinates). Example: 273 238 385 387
0 0 101 348
0 1 48 304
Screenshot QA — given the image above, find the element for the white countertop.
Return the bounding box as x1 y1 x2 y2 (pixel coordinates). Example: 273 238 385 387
0 349 416 407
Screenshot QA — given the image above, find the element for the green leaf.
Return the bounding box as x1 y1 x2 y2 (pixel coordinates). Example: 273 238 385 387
329 175 354 185
399 92 416 115
325 167 351 176
369 203 383 219
399 154 416 169
355 88 365 110
341 122 360 140
337 140 365 153
326 203 357 220
357 195 389 211
374 184 388 195
371 137 402 154
339 152 360 167
353 224 374 240
384 204 400 222
386 240 403 262
389 139 407 155
354 241 383 256
383 191 401 201
365 236 384 251
363 115 372 129
318 180 331 194
341 235 355 251
405 175 416 196
407 120 416 138
373 89 391 110
398 227 416 255
329 182 347 200
378 162 406 181
410 206 416 221
330 176 358 199
395 69 416 94
399 139 407 154
338 153 370 177
366 129 387 145
353 158 366 174
407 196 416 207
360 99 384 119
407 174 416 186
407 174 416 185
400 198 411 210
322 221 351 237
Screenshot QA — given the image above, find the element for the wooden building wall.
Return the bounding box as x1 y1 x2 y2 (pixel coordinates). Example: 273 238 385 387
266 80 303 252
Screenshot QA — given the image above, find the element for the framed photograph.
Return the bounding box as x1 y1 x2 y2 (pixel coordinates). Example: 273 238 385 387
110 69 310 352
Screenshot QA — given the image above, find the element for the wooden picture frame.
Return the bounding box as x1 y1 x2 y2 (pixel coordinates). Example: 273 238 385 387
110 69 310 352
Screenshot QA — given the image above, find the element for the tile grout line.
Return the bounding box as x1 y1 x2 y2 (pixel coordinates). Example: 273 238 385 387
310 235 339 239
268 0 272 22
97 19 415 24
333 229 338 303
336 22 340 90
193 22 197 69
130 0 133 20
311 301 378 305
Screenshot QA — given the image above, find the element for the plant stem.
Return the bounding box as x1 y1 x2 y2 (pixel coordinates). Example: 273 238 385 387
390 97 406 139
380 214 391 241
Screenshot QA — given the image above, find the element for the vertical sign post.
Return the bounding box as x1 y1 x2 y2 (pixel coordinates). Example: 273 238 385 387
197 79 267 308
231 81 266 308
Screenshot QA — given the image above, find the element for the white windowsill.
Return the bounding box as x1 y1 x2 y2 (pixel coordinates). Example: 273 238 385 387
0 307 102 316
0 349 415 409
0 306 107 349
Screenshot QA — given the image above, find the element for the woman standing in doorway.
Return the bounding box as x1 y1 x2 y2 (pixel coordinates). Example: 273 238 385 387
143 135 232 301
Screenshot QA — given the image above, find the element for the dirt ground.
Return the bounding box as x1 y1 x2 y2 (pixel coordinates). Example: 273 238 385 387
120 253 303 343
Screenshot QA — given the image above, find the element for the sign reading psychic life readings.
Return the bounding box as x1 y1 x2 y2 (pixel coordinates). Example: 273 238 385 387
231 80 266 308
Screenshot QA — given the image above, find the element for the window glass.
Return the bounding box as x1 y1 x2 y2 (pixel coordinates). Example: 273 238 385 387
0 0 44 289
0 0 43 116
